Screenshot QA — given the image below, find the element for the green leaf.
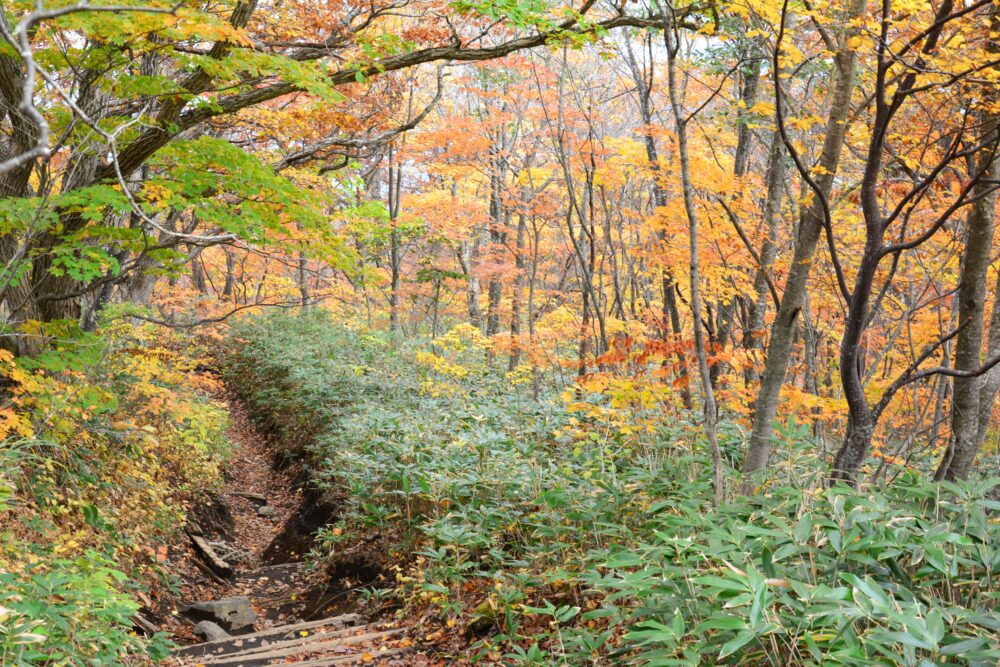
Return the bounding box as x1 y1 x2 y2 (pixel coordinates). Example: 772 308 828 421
694 575 748 593
718 630 755 658
869 631 933 651
793 513 812 543
694 616 746 633
939 637 990 655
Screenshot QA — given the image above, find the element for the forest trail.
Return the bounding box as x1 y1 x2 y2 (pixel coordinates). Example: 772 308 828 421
163 397 417 666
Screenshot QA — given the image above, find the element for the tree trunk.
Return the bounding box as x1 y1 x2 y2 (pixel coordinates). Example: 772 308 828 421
935 114 999 480
742 0 865 476
192 255 208 294
830 240 880 484
733 48 762 178
222 249 235 300
744 129 786 380
509 193 528 372
485 142 507 341
458 239 483 329
975 266 1000 450
389 228 401 332
659 0 723 502
388 146 403 334
298 250 311 308
485 266 503 337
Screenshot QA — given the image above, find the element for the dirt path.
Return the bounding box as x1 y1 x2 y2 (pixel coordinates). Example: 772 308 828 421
156 395 306 642
211 397 304 570
155 395 421 665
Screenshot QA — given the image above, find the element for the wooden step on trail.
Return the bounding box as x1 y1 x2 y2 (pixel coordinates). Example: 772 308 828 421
170 613 411 666
173 613 362 659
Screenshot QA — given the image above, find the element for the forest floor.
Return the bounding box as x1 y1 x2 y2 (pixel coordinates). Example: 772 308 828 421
155 395 424 665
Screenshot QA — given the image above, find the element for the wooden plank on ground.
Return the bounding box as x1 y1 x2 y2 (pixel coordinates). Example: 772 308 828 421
172 614 362 659
269 647 409 666
198 628 404 665
191 624 378 660
187 531 234 577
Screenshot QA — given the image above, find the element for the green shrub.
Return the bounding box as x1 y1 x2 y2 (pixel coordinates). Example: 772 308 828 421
588 474 1000 665
227 311 1000 666
0 546 172 666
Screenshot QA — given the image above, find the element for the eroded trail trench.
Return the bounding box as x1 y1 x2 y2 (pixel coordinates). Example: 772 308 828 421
160 396 416 666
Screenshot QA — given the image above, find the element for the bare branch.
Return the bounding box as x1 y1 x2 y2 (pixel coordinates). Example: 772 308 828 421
274 68 447 172
127 298 326 328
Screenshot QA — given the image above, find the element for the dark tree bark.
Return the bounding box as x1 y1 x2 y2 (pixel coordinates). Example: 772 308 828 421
191 256 208 294
387 145 403 334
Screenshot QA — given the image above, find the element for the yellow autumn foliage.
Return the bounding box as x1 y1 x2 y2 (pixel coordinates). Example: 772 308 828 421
0 319 230 578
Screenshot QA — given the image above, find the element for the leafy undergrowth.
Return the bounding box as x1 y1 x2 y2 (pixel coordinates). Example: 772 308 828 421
0 318 231 665
227 311 1000 666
